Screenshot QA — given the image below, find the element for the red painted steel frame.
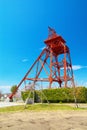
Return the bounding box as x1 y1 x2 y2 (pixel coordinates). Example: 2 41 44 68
9 27 75 99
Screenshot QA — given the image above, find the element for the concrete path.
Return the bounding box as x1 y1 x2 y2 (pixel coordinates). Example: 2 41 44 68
0 101 24 108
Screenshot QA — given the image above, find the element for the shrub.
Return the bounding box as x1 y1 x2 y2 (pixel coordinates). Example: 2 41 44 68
21 87 87 103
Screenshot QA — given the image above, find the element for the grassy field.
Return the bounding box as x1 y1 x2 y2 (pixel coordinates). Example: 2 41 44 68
0 103 87 113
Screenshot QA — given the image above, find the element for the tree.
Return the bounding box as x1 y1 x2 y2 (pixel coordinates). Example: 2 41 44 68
0 90 2 98
10 85 17 93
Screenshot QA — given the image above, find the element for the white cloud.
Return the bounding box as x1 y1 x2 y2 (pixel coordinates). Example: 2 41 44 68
84 82 87 86
0 86 11 93
72 65 87 70
40 46 46 50
22 58 28 62
75 80 87 87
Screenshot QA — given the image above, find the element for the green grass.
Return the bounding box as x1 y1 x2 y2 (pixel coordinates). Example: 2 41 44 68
0 103 86 113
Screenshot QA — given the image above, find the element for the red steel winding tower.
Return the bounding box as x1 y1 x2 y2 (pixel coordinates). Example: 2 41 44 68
9 27 75 99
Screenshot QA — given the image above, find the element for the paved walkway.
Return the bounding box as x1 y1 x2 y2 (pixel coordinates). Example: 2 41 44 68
0 101 24 108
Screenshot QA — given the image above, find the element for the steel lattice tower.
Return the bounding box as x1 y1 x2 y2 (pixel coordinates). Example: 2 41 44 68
9 27 75 99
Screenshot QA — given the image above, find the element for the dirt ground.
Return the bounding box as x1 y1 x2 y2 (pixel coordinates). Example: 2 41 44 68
0 110 87 130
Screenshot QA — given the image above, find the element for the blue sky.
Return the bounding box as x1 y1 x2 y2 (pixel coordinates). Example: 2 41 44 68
0 0 87 93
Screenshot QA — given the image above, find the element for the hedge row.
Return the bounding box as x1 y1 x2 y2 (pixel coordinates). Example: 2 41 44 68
21 87 87 103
